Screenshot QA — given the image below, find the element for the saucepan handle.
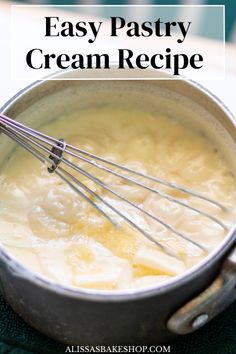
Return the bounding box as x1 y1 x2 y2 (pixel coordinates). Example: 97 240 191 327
167 247 236 334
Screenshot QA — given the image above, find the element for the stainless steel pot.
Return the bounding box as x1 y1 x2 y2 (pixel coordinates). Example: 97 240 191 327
1 71 236 345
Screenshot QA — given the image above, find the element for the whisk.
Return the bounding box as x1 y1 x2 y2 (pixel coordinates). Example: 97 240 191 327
0 114 228 259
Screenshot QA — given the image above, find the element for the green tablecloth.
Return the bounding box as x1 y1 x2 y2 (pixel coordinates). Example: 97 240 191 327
1 294 236 354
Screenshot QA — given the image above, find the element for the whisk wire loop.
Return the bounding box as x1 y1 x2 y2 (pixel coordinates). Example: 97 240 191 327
0 114 228 258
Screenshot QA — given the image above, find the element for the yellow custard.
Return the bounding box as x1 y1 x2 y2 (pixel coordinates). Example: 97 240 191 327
0 108 236 290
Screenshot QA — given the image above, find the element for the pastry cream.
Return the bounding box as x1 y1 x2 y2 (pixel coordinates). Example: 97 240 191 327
0 108 236 291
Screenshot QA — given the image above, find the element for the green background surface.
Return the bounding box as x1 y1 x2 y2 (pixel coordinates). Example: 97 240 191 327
1 293 236 354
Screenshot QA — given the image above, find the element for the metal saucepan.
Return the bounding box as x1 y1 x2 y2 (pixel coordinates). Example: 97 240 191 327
0 70 236 345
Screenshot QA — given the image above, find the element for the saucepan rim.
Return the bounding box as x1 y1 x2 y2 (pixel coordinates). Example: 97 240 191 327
0 70 236 302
